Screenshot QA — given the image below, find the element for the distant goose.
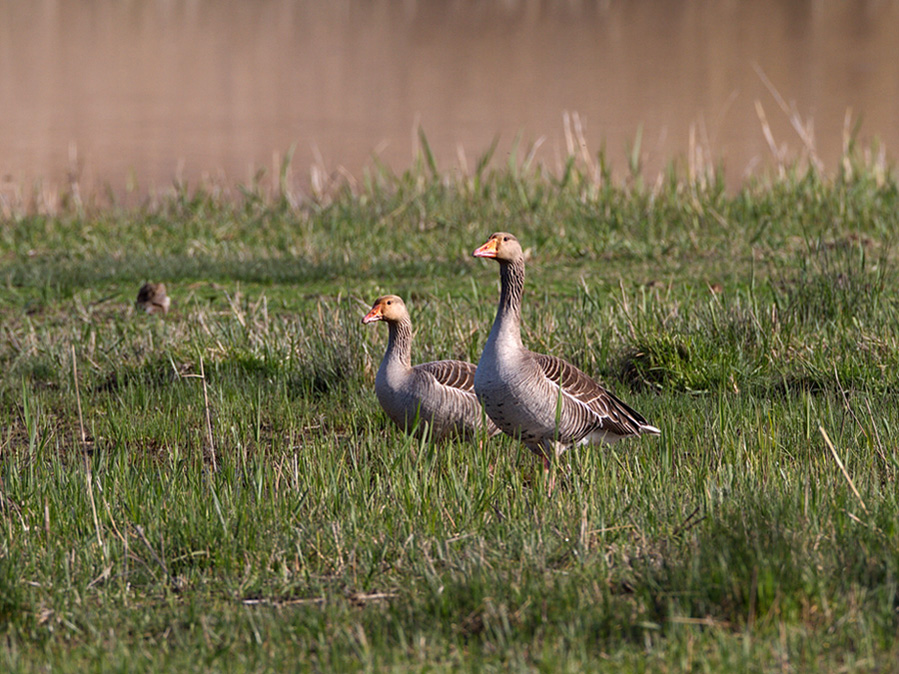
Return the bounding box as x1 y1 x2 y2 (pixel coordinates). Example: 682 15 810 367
472 233 659 478
135 282 170 315
363 295 500 442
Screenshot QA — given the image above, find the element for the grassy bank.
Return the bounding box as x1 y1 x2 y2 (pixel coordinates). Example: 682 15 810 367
1 153 898 671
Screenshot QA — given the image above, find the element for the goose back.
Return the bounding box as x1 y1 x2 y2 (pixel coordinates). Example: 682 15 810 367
377 358 493 441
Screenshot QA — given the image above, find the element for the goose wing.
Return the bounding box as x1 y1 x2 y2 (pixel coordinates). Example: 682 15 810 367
533 352 653 436
414 359 499 437
416 359 477 392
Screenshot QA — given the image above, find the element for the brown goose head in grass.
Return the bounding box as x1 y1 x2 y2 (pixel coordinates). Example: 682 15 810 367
362 295 408 325
136 282 171 315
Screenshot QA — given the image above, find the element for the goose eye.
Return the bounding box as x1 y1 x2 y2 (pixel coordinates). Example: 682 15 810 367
503 236 510 242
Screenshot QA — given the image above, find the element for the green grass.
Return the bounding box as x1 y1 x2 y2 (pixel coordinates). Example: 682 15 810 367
2 149 899 671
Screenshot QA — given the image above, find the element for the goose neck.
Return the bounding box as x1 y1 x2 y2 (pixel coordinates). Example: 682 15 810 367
385 318 413 370
492 258 525 342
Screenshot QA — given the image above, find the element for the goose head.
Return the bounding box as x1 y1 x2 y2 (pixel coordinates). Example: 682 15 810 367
362 294 409 325
472 232 523 263
136 282 170 315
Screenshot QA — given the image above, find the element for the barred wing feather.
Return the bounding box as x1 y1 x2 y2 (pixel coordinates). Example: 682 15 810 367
533 352 655 436
416 360 478 392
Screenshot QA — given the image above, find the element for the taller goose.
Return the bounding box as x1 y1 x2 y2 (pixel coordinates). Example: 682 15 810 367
473 233 660 471
363 295 500 442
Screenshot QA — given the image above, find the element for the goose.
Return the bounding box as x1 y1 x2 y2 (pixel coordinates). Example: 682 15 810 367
472 232 659 476
363 295 500 442
135 282 170 315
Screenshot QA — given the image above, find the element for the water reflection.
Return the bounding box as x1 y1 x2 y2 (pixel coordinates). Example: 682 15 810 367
0 0 896 204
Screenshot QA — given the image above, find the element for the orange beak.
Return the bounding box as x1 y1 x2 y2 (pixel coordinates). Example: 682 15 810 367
473 237 498 258
362 304 383 324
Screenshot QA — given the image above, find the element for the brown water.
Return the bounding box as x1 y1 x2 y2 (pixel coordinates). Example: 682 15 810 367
1 0 897 204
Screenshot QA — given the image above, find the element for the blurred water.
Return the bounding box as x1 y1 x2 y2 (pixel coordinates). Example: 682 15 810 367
1 0 896 203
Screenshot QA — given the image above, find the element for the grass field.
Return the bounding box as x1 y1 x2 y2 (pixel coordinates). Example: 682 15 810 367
1 147 898 671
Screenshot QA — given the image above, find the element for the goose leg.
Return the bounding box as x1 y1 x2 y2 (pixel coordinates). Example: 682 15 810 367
542 454 556 496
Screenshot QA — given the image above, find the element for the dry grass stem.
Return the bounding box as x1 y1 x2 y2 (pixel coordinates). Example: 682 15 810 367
819 425 869 516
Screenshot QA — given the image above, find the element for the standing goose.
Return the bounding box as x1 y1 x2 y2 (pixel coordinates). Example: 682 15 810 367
473 232 659 474
363 295 500 442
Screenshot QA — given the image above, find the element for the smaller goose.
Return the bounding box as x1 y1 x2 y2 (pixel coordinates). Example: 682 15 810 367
363 295 500 442
473 233 660 478
136 282 171 315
